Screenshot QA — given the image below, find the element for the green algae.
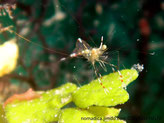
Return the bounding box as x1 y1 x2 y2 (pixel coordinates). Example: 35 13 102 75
5 83 77 123
4 69 138 123
58 107 125 123
72 69 138 108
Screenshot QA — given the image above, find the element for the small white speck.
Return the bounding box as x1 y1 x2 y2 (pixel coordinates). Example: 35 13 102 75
33 119 37 121
61 97 70 103
73 66 76 68
60 58 66 61
55 90 60 94
137 39 140 41
19 72 22 75
12 104 17 107
97 120 101 123
109 87 112 90
66 86 70 89
150 52 155 55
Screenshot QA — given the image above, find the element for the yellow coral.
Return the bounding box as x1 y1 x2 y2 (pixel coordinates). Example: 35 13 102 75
0 39 18 77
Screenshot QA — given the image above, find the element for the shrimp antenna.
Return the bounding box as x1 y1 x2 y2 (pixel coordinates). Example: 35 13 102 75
0 25 68 56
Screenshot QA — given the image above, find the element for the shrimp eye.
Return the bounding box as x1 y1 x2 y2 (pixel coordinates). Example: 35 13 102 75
102 45 107 50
